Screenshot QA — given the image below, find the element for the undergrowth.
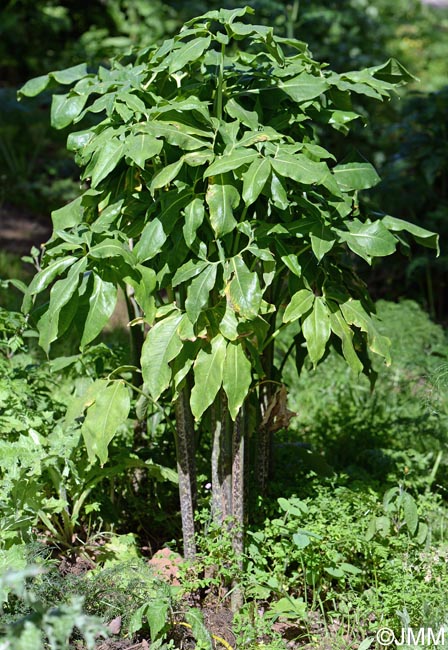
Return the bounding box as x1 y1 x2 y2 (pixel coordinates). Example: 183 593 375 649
0 299 447 648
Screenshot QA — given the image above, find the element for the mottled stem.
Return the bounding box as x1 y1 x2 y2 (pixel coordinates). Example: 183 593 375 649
175 388 197 559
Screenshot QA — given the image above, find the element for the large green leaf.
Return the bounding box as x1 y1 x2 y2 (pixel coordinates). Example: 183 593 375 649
150 158 184 192
278 73 329 102
144 121 211 151
81 275 118 349
333 161 380 191
227 256 262 319
185 264 217 324
340 299 391 364
190 335 227 420
141 313 184 400
89 239 135 266
125 134 163 168
51 196 84 230
169 36 211 73
19 74 52 98
204 149 258 178
329 308 363 374
310 231 336 261
225 98 259 129
52 63 89 85
37 258 87 352
283 289 315 323
82 380 131 465
242 157 271 206
223 342 252 420
27 256 78 296
134 218 166 262
302 297 331 365
337 219 397 264
127 266 156 320
135 190 191 263
51 93 88 129
172 260 208 287
271 152 328 186
382 215 439 255
88 138 125 188
206 175 240 236
183 198 205 247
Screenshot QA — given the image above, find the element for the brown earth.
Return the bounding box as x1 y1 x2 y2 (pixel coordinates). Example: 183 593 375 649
0 204 51 254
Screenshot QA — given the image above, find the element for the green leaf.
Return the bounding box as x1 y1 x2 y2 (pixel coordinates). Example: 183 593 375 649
81 275 118 348
184 609 213 650
51 93 88 129
204 149 258 178
141 313 184 400
82 380 130 465
206 175 240 237
310 230 335 261
333 161 380 191
185 264 217 324
184 149 214 167
169 36 211 73
89 239 135 265
146 600 171 641
19 74 50 98
271 152 329 186
172 259 208 287
225 98 259 129
382 215 439 255
283 290 314 323
329 308 363 374
37 257 87 352
302 297 330 366
358 638 375 650
150 158 184 192
402 493 418 536
270 171 289 210
337 219 397 264
27 256 78 296
183 198 205 247
190 335 227 420
219 302 239 341
52 63 89 84
340 299 391 364
242 157 271 206
223 342 252 420
144 121 211 151
126 265 156 320
125 133 163 168
292 533 311 549
135 191 191 263
51 196 84 229
278 73 329 102
135 218 166 262
89 139 125 188
227 257 262 320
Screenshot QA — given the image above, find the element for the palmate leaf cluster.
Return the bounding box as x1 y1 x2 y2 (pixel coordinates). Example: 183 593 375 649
19 7 438 459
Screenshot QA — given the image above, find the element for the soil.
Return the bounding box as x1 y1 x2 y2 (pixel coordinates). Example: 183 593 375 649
0 203 51 254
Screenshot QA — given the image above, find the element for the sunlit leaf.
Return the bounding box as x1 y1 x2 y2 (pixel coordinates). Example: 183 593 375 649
223 342 252 420
82 381 131 465
302 297 331 365
190 335 227 420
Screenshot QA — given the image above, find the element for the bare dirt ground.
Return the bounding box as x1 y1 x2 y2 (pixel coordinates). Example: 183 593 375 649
0 204 51 255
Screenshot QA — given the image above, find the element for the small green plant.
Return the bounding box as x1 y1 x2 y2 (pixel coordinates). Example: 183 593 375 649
0 567 107 650
366 486 429 544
